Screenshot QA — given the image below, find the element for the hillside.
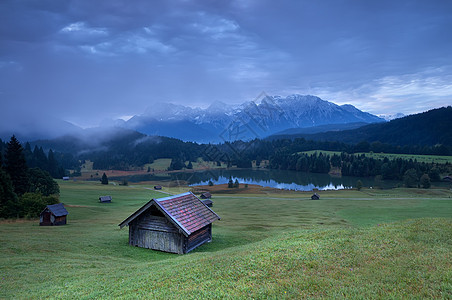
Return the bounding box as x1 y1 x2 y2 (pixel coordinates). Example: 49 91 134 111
271 122 369 136
30 127 204 170
269 106 452 146
1 181 451 298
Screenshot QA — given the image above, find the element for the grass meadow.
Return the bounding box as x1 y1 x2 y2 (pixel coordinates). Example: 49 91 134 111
302 150 452 164
1 180 451 298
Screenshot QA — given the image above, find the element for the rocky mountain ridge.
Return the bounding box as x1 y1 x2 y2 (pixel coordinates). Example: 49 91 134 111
118 94 384 142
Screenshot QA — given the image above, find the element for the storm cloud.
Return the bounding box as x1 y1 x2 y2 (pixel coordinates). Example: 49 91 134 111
1 0 451 130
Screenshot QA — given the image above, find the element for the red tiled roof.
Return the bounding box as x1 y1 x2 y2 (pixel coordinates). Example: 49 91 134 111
157 192 220 235
118 192 220 236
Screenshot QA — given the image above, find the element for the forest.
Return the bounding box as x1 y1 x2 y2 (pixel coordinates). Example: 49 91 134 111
269 106 452 149
0 136 59 219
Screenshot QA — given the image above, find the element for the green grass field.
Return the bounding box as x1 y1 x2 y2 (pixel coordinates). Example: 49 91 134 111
302 150 452 164
356 152 452 164
144 158 172 171
1 181 451 298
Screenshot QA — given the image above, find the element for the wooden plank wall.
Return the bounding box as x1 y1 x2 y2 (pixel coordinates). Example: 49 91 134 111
129 213 184 254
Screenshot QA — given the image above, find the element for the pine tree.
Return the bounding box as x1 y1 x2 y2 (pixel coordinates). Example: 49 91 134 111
0 165 19 218
228 177 234 188
5 136 29 195
33 146 48 171
101 172 109 185
234 179 240 188
47 149 62 178
24 142 33 167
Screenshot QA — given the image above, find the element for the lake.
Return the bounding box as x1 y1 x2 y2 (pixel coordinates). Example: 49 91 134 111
119 168 402 191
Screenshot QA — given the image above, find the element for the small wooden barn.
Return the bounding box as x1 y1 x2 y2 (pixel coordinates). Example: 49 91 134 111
311 193 320 200
40 203 68 226
200 192 212 199
202 199 213 207
154 185 162 190
119 192 220 254
99 195 112 203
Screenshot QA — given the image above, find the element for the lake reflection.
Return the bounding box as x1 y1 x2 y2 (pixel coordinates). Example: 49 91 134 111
169 169 395 191
110 168 447 191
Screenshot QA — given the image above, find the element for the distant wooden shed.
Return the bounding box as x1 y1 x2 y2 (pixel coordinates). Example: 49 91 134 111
119 192 220 254
200 192 212 199
40 203 68 226
311 193 320 200
202 199 213 207
99 196 112 203
154 185 162 190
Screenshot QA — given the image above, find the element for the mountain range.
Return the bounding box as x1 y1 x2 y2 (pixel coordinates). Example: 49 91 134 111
114 94 384 142
1 94 385 143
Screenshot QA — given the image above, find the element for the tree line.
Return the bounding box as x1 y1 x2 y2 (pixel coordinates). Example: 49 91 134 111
267 151 448 188
0 136 60 219
4 126 451 189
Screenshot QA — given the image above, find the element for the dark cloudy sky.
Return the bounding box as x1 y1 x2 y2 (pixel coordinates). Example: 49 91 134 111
1 0 451 128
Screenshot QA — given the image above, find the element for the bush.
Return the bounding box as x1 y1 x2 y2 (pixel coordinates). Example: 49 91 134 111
28 168 60 196
356 180 363 191
420 174 431 189
403 168 418 188
19 193 60 219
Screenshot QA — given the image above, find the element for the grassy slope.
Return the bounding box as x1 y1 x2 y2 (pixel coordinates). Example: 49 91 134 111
302 150 452 164
1 181 451 298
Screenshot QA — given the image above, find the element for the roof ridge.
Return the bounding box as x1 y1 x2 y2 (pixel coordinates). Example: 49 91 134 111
156 191 191 202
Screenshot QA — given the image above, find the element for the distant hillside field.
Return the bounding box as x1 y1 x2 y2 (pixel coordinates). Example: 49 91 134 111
1 180 451 298
302 150 452 164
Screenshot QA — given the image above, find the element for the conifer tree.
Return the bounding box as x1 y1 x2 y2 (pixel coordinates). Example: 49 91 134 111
228 177 234 188
101 172 109 185
0 166 18 218
47 149 58 178
5 136 29 195
234 179 240 188
33 146 48 171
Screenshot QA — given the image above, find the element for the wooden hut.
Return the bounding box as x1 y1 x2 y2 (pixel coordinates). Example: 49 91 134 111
200 192 212 199
202 199 213 207
40 203 68 226
99 195 112 203
311 193 320 200
119 192 220 254
154 185 162 190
